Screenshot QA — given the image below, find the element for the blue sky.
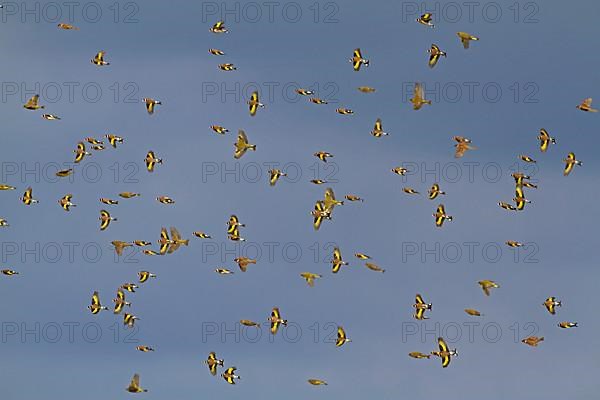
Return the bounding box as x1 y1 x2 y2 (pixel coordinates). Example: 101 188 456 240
1 0 599 399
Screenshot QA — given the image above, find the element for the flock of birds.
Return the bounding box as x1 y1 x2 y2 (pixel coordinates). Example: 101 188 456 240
0 12 596 393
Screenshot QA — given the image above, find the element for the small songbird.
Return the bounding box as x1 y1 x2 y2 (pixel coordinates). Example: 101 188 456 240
312 200 331 230
331 247 349 274
403 187 419 195
416 13 434 27
431 337 457 368
99 210 116 231
205 352 224 376
513 186 531 211
371 118 388 137
100 198 119 205
433 204 452 227
344 194 364 202
558 322 578 329
88 291 108 314
56 169 73 177
126 374 147 393
0 184 16 190
576 97 598 112
268 307 288 335
355 253 371 260
457 32 479 49
300 272 322 287
478 280 499 296
105 134 124 148
248 91 265 116
143 98 161 114
211 125 229 135
410 82 431 110
506 240 523 248
522 181 538 189
520 155 536 163
563 152 582 176
91 50 109 66
167 227 189 254
74 142 91 163
512 171 530 183
93 145 105 152
308 379 328 386
311 179 328 185
113 288 131 314
157 196 175 205
23 94 44 110
336 108 354 115
336 326 351 347
324 187 344 210
138 271 156 283
413 294 432 320
314 151 333 162
21 187 38 205
269 169 287 186
234 257 256 272
295 88 314 96
1 269 18 276
349 48 369 71
221 367 240 385
145 151 162 172
134 241 151 247
428 44 446 68
111 241 132 256
428 183 445 200
58 194 76 211
357 86 376 93
543 297 561 315
219 63 236 71
240 320 260 327
409 352 431 359
227 215 245 233
454 136 476 158
234 130 256 159
209 20 228 33
209 48 225 55
42 114 60 120
365 262 385 273
193 231 211 239
537 128 556 152
144 250 161 256
57 23 79 30
498 201 517 211
392 167 409 176
86 137 104 145
310 97 328 104
119 192 140 198
121 283 139 293
123 313 140 328
521 336 544 347
464 309 483 317
215 268 234 275
136 345 155 352
0 219 9 227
